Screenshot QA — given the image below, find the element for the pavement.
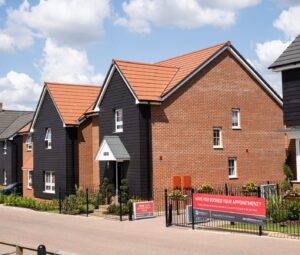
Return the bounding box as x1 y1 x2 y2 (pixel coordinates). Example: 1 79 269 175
0 205 299 255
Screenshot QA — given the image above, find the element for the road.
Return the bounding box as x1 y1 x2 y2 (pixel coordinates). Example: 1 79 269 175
0 205 299 255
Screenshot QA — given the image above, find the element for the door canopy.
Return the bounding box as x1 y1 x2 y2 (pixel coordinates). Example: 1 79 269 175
95 136 130 162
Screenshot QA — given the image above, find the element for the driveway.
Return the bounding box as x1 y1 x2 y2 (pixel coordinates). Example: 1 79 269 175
0 205 299 255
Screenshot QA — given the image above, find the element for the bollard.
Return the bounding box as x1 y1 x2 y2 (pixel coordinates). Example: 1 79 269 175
37 244 47 255
16 245 23 255
191 188 195 230
128 201 133 221
86 188 89 217
164 189 169 227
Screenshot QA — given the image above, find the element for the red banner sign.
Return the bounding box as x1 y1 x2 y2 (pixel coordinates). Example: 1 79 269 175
133 201 155 220
193 193 266 217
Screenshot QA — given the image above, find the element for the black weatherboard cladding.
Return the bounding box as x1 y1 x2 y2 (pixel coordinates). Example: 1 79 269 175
33 91 78 199
99 70 152 198
282 68 300 127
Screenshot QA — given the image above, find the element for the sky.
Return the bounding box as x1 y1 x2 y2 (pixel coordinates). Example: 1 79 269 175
0 0 299 110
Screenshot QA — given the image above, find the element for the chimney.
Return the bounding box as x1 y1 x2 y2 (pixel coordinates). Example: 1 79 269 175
0 103 2 111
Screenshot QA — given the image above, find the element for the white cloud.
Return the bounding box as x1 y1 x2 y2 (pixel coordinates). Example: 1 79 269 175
0 0 110 52
39 39 103 84
252 40 290 94
0 71 42 110
274 6 300 39
116 0 261 33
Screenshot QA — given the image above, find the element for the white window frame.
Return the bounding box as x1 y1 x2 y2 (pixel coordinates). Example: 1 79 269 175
44 171 55 194
213 127 223 149
228 157 237 179
231 108 241 129
115 109 123 133
3 140 7 155
3 170 7 185
45 128 52 149
26 134 33 151
28 170 33 189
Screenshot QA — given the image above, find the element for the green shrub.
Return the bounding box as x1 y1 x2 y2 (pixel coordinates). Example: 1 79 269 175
168 189 187 200
120 179 130 204
99 177 113 205
244 181 258 193
283 164 294 181
198 183 214 193
280 179 292 192
107 203 128 215
287 201 300 221
267 196 289 223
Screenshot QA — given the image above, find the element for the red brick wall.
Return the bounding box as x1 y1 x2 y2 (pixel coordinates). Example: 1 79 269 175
78 116 100 190
22 134 34 198
151 51 286 191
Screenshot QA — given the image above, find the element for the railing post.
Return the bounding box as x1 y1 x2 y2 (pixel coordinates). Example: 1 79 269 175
59 187 62 214
257 186 263 236
191 188 195 230
86 188 89 217
164 189 169 227
276 183 280 196
168 202 172 226
225 183 228 195
37 245 47 255
119 193 123 222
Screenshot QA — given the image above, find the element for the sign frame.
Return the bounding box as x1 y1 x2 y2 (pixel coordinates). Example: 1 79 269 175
133 201 155 220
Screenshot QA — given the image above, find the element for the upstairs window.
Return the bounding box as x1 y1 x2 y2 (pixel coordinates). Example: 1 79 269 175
45 128 52 149
115 109 123 133
26 134 33 151
228 158 237 179
28 170 33 189
44 171 55 194
3 140 7 155
232 109 240 129
3 170 7 185
213 127 223 149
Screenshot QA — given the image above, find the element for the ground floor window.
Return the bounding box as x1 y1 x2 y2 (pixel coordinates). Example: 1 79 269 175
28 170 33 189
3 170 7 185
228 158 237 179
44 171 55 194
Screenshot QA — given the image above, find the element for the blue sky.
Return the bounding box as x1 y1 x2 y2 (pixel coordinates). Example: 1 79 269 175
0 0 299 110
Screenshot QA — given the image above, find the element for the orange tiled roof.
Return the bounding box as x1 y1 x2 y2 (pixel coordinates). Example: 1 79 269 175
46 82 101 125
18 122 31 134
114 42 228 101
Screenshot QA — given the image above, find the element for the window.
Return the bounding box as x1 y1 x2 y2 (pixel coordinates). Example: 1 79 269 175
28 170 33 189
26 134 33 151
213 127 223 148
44 171 55 194
3 170 7 185
115 109 123 133
45 128 52 149
3 140 7 155
232 109 240 129
228 158 237 179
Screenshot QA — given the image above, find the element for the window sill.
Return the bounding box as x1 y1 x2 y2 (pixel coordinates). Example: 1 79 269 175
113 131 123 134
229 176 238 180
43 191 55 194
27 187 32 190
232 127 241 130
213 146 223 150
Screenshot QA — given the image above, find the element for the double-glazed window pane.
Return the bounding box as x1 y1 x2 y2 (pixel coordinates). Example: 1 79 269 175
115 109 123 132
213 128 222 148
45 128 52 149
232 109 240 128
228 158 237 178
44 171 55 193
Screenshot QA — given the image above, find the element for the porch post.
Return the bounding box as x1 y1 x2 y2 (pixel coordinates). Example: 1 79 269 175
296 139 300 181
116 161 119 199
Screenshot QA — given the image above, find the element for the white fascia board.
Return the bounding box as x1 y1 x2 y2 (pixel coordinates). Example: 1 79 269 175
93 64 140 110
161 46 228 101
271 63 300 72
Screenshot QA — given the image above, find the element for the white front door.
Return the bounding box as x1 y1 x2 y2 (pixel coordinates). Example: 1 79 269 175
295 139 300 181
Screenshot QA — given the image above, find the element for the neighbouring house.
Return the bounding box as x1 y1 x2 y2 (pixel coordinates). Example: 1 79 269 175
30 83 100 199
0 103 34 187
94 41 286 199
18 122 34 197
269 34 300 185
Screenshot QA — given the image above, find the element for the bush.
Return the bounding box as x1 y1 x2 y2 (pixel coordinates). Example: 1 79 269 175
280 179 292 192
283 164 294 181
267 196 289 223
168 189 187 200
287 201 300 221
120 179 130 204
99 178 113 205
107 203 129 215
244 181 258 193
198 183 214 193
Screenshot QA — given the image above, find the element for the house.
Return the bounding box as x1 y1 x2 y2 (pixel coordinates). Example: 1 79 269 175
30 82 101 199
94 41 286 199
18 122 34 197
0 103 34 187
269 34 300 185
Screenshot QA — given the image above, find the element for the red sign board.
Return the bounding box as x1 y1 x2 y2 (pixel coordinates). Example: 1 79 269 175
133 201 155 220
193 193 266 217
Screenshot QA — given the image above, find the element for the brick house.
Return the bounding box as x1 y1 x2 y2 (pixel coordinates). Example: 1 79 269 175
30 83 100 199
18 122 34 197
94 41 286 199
